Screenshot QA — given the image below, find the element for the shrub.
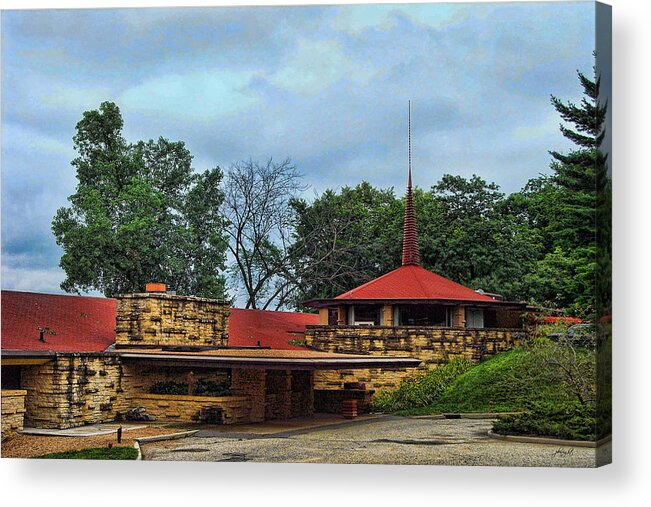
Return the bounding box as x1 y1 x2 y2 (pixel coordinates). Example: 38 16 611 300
492 400 597 441
372 359 472 413
194 379 231 397
149 379 231 397
149 381 188 395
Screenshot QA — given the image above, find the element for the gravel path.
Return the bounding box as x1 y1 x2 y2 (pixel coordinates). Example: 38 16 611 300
141 416 605 467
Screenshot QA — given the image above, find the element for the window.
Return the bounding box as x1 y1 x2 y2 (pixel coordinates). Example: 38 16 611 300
350 305 382 326
397 305 450 326
465 308 485 328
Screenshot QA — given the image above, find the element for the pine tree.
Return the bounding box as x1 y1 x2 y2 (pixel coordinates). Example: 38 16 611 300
531 68 608 313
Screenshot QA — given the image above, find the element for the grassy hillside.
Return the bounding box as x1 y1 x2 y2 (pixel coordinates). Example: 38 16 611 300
392 349 575 416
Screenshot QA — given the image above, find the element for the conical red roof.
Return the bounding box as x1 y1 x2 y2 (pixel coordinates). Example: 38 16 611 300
334 265 495 302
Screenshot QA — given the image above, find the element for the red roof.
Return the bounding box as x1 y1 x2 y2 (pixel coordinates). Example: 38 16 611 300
1 290 117 352
334 264 495 302
227 308 319 350
1 290 318 352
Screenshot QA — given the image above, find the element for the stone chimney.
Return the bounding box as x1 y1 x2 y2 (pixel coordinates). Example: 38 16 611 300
115 284 230 348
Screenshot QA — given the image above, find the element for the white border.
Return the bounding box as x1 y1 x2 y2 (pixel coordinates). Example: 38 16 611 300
1 0 649 506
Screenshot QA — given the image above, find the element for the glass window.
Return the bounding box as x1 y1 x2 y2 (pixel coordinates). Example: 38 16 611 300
398 305 449 326
352 305 382 326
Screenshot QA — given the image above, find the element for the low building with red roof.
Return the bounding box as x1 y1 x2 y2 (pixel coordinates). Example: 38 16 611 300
1 287 419 433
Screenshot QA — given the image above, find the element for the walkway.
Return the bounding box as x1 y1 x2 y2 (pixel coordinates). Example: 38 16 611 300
140 415 609 467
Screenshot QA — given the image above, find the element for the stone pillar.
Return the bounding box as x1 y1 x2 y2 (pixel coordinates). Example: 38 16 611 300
290 371 314 418
450 306 466 328
115 292 230 347
264 369 292 420
1 390 26 438
231 368 266 422
383 305 394 326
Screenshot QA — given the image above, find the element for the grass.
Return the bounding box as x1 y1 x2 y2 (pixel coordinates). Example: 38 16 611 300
372 359 472 413
393 349 575 416
37 446 139 460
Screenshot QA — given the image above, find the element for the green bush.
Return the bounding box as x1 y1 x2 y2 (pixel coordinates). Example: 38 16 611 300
149 381 188 395
149 379 231 397
194 379 231 397
372 359 472 413
492 400 597 441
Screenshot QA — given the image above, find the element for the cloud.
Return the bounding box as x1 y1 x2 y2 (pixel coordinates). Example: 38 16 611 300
0 265 65 294
120 70 260 119
1 2 597 294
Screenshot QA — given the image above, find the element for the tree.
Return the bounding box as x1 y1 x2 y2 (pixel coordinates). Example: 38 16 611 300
289 182 404 305
52 102 228 298
427 175 542 301
526 68 607 313
222 158 306 310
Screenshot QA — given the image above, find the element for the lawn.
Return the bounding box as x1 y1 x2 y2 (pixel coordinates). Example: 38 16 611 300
37 446 139 460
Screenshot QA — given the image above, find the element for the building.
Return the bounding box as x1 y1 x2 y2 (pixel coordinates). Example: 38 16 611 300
1 288 419 437
303 165 527 390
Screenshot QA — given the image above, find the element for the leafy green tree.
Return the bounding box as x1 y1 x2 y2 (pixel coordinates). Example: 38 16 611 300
427 175 542 300
289 182 404 305
52 102 228 298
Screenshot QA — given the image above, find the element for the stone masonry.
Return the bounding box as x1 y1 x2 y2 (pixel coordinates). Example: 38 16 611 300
129 393 253 425
306 325 525 390
20 354 129 429
115 293 230 347
1 390 27 439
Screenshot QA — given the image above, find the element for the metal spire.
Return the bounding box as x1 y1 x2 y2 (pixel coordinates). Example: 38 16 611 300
402 100 421 266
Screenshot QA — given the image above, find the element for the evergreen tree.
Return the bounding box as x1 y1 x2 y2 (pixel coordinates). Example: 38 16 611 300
528 69 607 313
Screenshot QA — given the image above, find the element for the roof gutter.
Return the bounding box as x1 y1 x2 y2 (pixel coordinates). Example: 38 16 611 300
302 298 527 309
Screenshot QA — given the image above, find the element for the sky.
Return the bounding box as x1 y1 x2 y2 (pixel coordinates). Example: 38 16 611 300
1 1 596 295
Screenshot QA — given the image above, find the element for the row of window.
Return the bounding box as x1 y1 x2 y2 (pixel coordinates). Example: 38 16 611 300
328 305 492 329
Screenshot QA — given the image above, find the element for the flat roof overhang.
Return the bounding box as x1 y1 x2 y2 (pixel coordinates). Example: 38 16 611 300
1 349 56 365
117 351 422 371
302 298 527 309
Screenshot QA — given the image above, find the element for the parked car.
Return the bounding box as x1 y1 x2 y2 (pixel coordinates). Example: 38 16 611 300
548 324 596 346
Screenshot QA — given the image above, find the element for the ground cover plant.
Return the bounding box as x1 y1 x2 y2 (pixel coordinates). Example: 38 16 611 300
372 359 472 413
384 322 602 441
37 446 139 460
492 400 597 441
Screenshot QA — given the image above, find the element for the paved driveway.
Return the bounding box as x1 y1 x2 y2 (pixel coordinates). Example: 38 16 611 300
140 415 607 467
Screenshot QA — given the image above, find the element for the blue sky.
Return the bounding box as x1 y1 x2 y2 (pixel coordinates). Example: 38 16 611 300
1 2 595 295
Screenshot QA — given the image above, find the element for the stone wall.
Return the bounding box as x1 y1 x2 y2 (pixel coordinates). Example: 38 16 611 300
115 293 230 347
19 357 316 429
313 367 420 391
306 325 525 390
129 393 253 425
21 355 129 429
2 390 27 439
265 369 292 420
314 389 374 415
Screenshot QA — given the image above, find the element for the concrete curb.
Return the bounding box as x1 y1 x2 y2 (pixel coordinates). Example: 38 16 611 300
411 412 522 420
136 430 198 444
134 430 198 461
133 441 142 461
487 431 612 448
